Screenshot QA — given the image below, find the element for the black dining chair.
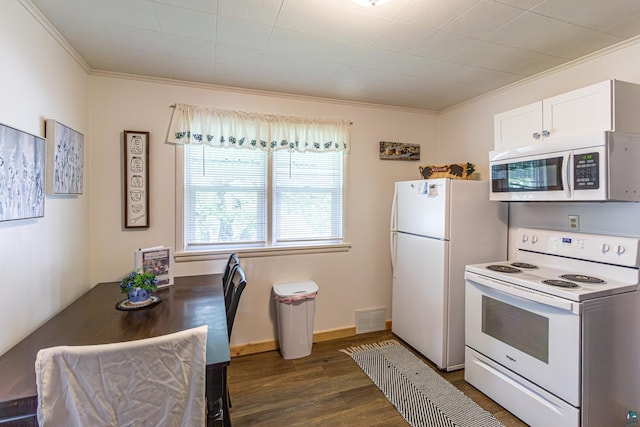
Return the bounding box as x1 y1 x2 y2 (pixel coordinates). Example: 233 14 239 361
210 263 244 427
222 264 247 415
226 265 247 338
222 253 239 297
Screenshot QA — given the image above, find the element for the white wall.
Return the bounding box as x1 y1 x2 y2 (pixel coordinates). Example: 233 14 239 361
439 38 640 248
89 76 437 346
0 1 91 355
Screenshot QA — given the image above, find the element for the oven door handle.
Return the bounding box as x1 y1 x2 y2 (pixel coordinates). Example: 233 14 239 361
467 272 580 314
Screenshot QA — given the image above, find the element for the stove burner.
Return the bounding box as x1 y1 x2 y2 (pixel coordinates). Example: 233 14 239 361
486 265 521 273
510 262 538 269
560 274 605 284
542 279 579 288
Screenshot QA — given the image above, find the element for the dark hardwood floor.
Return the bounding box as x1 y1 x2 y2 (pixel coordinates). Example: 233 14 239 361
227 330 527 426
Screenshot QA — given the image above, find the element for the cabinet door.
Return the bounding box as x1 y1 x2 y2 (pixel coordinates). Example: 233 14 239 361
494 101 542 148
542 80 612 141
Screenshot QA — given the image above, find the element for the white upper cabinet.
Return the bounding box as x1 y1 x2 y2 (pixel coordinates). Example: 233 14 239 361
494 101 542 148
542 80 612 142
494 80 640 149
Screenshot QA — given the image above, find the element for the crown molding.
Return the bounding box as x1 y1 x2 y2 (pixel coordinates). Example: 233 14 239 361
441 34 640 114
19 0 92 73
90 69 439 116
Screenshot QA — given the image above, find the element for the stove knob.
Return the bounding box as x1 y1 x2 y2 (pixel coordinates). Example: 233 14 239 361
601 243 610 253
522 235 529 243
616 245 626 255
531 235 538 244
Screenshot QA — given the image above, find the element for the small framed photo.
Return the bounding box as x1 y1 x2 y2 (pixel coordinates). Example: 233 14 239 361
124 130 149 229
379 141 420 161
45 119 84 195
134 246 174 288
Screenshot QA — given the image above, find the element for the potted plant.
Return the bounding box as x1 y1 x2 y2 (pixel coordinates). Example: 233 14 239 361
120 269 159 303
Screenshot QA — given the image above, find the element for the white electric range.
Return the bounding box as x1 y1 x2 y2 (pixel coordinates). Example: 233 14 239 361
464 228 640 427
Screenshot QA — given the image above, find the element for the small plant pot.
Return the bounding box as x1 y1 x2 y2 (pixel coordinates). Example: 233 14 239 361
128 288 152 304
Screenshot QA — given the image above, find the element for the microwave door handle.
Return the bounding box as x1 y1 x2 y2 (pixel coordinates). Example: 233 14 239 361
563 152 572 199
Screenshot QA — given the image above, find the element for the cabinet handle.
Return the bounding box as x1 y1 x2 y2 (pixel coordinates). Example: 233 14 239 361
532 132 541 140
542 130 550 137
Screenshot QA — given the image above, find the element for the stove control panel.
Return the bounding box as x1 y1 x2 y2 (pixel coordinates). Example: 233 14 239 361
550 236 586 249
516 228 640 267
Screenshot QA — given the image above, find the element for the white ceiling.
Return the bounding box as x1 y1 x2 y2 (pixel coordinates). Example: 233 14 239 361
29 0 640 111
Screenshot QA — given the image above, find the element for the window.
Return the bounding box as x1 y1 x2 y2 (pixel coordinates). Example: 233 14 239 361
273 150 343 245
169 104 350 256
184 146 267 250
179 144 346 254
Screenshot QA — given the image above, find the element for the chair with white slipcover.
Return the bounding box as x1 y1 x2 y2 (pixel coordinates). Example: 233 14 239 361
35 325 208 427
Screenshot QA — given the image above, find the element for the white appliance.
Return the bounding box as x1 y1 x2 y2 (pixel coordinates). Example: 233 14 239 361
465 228 640 427
390 178 507 371
489 131 640 201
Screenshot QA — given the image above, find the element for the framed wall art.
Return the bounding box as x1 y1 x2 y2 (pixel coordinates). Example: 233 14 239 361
379 141 420 161
45 119 84 195
0 123 46 222
124 130 149 229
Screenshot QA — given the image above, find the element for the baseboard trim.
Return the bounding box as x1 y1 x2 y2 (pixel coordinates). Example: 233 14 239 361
230 321 392 357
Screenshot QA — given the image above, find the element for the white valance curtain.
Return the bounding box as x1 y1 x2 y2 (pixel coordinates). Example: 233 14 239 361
167 103 351 153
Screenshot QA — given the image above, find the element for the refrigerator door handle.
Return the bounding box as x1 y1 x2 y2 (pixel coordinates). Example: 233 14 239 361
390 186 398 274
390 186 398 232
390 231 397 273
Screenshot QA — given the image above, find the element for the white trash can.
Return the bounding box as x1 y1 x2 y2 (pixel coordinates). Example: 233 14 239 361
272 281 318 360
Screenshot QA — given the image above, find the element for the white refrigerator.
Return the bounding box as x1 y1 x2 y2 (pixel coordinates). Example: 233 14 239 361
390 178 507 371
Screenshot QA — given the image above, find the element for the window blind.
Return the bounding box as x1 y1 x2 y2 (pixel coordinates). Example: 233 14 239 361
184 145 267 249
273 150 344 245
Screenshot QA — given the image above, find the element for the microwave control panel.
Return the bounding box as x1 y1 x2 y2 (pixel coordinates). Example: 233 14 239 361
573 152 599 190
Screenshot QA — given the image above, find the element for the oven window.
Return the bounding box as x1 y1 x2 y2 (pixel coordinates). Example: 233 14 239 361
482 296 549 363
491 156 563 193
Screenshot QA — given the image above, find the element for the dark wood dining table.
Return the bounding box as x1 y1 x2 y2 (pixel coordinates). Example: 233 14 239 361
0 274 230 427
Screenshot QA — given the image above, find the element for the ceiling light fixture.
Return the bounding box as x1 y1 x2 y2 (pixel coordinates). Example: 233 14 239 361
352 0 392 6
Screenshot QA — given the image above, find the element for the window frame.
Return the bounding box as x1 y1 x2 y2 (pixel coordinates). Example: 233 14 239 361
174 145 350 262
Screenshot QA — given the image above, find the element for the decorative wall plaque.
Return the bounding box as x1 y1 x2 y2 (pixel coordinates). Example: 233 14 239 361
124 130 149 228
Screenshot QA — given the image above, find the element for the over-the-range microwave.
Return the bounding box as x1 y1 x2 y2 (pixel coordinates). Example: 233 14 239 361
489 131 640 202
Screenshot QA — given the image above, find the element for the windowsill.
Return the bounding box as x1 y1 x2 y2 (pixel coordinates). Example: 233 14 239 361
174 242 352 262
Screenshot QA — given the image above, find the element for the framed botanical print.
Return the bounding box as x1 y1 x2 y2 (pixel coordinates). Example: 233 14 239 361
0 123 45 221
46 119 84 195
